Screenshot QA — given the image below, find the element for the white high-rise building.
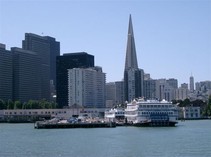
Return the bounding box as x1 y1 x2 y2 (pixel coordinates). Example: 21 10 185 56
175 83 189 100
68 67 105 108
155 79 177 101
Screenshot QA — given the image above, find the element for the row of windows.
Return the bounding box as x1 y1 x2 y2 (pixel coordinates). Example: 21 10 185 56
125 111 174 115
185 113 199 117
185 109 199 112
4 111 67 115
80 110 98 113
140 105 172 108
141 112 174 115
116 112 125 115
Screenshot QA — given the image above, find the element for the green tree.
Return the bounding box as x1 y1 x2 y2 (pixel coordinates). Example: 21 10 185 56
192 99 205 107
0 99 6 109
26 100 39 109
39 99 47 109
7 99 14 109
207 96 211 116
14 101 22 109
202 95 211 117
22 102 27 109
51 102 57 109
209 95 211 106
183 98 190 106
172 100 178 104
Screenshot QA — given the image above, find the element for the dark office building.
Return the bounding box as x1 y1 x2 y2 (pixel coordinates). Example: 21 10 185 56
45 36 60 87
0 44 13 101
56 52 94 108
22 33 60 100
11 47 41 103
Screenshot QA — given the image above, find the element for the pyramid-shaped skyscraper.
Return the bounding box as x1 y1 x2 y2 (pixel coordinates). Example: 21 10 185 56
125 14 138 70
124 15 144 101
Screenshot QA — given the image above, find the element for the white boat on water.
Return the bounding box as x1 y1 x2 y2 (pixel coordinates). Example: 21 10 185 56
125 99 178 126
104 108 125 122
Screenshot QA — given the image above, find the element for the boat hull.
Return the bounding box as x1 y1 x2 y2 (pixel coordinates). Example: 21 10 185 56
133 121 178 127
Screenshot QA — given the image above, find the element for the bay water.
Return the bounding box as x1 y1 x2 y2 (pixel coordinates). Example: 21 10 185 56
0 120 211 157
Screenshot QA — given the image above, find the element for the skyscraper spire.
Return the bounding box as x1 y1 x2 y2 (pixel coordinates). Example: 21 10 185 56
124 14 138 70
124 15 144 102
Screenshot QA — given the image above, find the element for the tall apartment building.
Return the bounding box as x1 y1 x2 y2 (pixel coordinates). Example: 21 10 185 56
181 83 189 89
196 81 211 92
106 82 116 107
195 82 200 91
189 75 194 93
22 33 60 100
11 47 41 103
144 79 156 100
106 81 124 107
56 52 94 108
156 79 178 101
115 81 124 105
124 15 144 102
175 83 188 100
167 78 178 89
68 67 105 108
0 44 13 101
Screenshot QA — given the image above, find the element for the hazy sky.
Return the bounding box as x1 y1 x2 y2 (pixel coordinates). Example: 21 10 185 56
0 0 210 85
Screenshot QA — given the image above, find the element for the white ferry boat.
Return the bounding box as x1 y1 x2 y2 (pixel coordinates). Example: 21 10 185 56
104 108 125 122
125 99 178 126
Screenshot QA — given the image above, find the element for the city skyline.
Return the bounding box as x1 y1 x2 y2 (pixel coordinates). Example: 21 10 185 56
0 0 210 85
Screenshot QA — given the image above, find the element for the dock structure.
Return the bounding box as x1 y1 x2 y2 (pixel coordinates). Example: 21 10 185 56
34 121 116 129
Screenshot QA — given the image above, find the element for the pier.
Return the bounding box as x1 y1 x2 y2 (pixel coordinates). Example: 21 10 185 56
34 121 116 129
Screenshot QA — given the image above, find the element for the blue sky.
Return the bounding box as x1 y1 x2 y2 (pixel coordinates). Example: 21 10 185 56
0 0 210 85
